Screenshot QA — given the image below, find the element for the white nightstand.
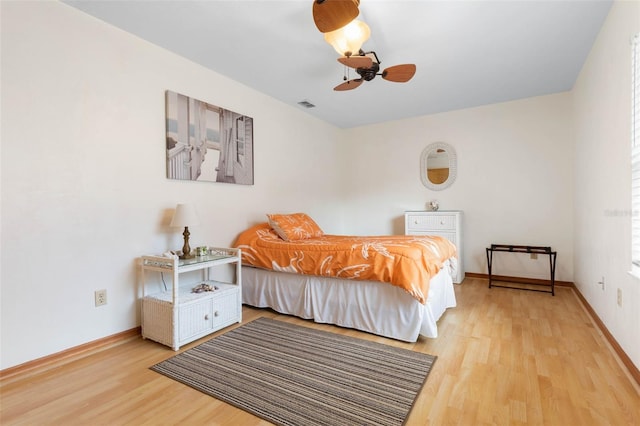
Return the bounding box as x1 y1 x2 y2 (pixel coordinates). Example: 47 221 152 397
405 211 464 284
140 247 241 350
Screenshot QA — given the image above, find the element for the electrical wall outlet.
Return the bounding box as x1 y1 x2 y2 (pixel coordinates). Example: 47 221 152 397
617 288 622 307
95 289 107 307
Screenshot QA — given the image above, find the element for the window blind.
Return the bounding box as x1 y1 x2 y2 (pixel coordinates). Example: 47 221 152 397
631 34 640 269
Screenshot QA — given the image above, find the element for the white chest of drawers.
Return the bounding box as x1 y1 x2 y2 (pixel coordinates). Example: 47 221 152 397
404 211 464 283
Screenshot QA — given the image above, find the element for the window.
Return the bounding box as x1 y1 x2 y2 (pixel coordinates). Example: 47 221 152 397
631 33 640 275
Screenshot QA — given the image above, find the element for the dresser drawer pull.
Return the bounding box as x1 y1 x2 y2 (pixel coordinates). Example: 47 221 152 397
204 314 209 320
214 311 220 317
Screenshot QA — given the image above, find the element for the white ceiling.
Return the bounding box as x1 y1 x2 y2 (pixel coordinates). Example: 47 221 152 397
63 0 612 129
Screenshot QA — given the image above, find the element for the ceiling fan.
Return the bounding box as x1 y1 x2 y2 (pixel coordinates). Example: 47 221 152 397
334 51 417 91
311 1 417 91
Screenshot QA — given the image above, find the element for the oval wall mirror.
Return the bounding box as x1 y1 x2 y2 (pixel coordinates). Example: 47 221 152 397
420 142 457 190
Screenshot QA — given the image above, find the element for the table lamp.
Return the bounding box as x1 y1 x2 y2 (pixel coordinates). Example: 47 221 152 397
170 203 200 259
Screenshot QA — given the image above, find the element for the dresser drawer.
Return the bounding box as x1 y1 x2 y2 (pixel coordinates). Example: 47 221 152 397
406 214 457 231
410 230 456 244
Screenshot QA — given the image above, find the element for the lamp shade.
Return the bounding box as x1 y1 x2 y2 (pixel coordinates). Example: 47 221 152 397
170 203 200 228
323 19 370 57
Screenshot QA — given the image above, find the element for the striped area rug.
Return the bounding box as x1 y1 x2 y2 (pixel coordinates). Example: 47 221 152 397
151 317 436 426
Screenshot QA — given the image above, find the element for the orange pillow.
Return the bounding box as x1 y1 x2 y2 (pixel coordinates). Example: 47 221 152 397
266 213 324 241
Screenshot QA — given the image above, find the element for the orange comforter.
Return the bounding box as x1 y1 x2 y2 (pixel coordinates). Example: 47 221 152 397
235 223 457 304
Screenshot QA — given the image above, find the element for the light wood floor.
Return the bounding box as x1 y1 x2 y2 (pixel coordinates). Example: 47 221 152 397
2 278 639 425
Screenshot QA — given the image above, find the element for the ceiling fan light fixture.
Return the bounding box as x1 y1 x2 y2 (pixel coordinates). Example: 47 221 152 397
312 0 360 33
323 19 370 57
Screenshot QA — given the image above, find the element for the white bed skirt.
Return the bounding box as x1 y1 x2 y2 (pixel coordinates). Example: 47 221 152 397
241 264 456 342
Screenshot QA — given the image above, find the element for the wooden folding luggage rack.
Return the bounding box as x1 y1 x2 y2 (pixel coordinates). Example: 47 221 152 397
486 244 557 295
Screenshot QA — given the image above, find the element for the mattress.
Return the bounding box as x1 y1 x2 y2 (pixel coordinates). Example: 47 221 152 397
241 263 457 342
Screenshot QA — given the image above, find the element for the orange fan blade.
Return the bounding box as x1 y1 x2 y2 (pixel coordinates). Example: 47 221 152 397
337 55 373 69
312 0 360 33
382 64 417 83
334 79 363 91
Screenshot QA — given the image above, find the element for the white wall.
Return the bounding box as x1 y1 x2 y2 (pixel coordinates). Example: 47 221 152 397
573 0 640 370
340 93 575 282
0 2 344 369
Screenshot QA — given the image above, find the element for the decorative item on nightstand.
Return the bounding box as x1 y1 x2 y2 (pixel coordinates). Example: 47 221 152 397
170 203 200 259
428 200 439 211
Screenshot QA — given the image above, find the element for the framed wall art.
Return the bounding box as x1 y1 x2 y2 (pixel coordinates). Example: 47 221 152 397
165 90 254 185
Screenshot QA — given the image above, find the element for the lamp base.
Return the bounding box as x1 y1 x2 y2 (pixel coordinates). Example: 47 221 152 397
179 226 193 260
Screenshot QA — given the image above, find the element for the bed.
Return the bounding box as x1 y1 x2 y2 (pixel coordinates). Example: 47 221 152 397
235 214 458 342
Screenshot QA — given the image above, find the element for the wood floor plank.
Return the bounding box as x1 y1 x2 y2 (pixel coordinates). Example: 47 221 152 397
1 278 639 425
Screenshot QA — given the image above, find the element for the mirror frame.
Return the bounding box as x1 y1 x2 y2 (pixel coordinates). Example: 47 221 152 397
420 142 457 191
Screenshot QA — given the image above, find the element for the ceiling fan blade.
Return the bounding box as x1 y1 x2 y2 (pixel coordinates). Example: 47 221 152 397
312 0 360 33
337 55 373 69
334 79 363 91
382 64 417 83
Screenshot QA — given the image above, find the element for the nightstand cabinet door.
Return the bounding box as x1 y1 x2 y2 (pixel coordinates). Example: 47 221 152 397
179 300 213 341
211 291 240 329
405 210 464 284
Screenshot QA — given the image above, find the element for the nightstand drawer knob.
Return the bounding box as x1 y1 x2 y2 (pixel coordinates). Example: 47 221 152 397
204 314 209 320
214 311 220 317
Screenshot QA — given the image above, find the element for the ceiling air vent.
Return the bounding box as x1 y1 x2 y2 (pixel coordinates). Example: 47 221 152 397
297 100 316 109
